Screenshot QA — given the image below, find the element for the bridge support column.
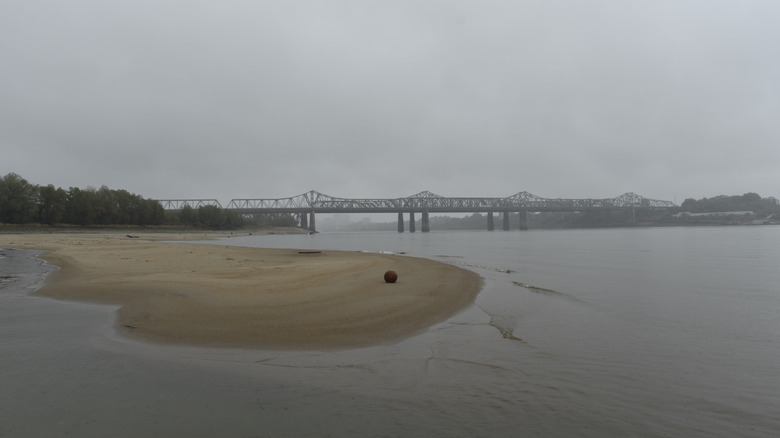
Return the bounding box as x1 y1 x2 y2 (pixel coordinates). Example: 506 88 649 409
397 212 404 233
300 212 308 229
518 209 528 230
409 212 416 233
422 211 430 232
503 211 510 230
487 212 495 231
309 211 316 232
630 208 637 223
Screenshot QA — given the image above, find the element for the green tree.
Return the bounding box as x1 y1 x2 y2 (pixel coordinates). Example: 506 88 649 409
36 184 68 224
742 192 761 202
94 185 118 225
113 189 137 224
680 198 697 211
65 187 98 226
224 209 245 228
198 205 226 228
179 205 198 226
144 199 165 226
0 173 37 223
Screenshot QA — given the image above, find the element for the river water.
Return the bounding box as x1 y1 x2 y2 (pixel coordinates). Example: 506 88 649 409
1 226 779 437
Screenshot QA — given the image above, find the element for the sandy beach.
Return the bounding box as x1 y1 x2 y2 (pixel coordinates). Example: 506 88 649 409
0 231 482 349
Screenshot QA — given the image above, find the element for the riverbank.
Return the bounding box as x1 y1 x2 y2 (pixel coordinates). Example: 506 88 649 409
0 232 482 350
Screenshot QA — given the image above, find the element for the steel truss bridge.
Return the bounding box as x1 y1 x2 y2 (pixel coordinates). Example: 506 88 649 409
159 191 676 232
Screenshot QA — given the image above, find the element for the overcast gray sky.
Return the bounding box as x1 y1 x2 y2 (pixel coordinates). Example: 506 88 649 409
2 0 779 205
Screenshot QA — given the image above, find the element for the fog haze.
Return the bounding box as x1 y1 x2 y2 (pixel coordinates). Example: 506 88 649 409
3 1 779 203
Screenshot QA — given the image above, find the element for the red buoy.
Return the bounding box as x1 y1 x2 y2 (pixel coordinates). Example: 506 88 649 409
384 270 398 283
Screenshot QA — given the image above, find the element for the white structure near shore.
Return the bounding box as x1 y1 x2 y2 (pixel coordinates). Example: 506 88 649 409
673 211 753 218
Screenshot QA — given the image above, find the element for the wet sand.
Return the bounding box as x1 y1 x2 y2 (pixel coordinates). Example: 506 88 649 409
0 232 482 349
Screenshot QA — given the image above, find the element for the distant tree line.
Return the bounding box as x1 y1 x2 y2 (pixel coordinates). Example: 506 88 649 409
167 208 300 229
679 193 780 216
172 204 245 229
0 173 165 226
0 172 252 229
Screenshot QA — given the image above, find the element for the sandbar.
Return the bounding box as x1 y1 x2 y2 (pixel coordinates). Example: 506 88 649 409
0 232 482 349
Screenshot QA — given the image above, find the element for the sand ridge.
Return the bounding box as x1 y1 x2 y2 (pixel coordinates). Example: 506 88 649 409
0 232 482 349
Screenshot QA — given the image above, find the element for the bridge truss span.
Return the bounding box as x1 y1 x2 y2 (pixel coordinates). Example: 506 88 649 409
225 190 675 212
157 199 223 210
162 190 676 232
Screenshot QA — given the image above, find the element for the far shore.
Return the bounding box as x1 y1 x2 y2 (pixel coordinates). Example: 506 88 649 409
0 231 482 350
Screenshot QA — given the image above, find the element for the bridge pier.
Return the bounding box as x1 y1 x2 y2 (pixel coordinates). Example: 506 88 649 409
503 211 510 230
309 211 316 232
422 211 430 232
518 209 528 230
409 212 416 233
487 212 495 231
397 212 404 233
300 212 308 229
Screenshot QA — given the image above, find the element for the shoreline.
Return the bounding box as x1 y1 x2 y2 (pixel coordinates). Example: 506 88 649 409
0 232 482 350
